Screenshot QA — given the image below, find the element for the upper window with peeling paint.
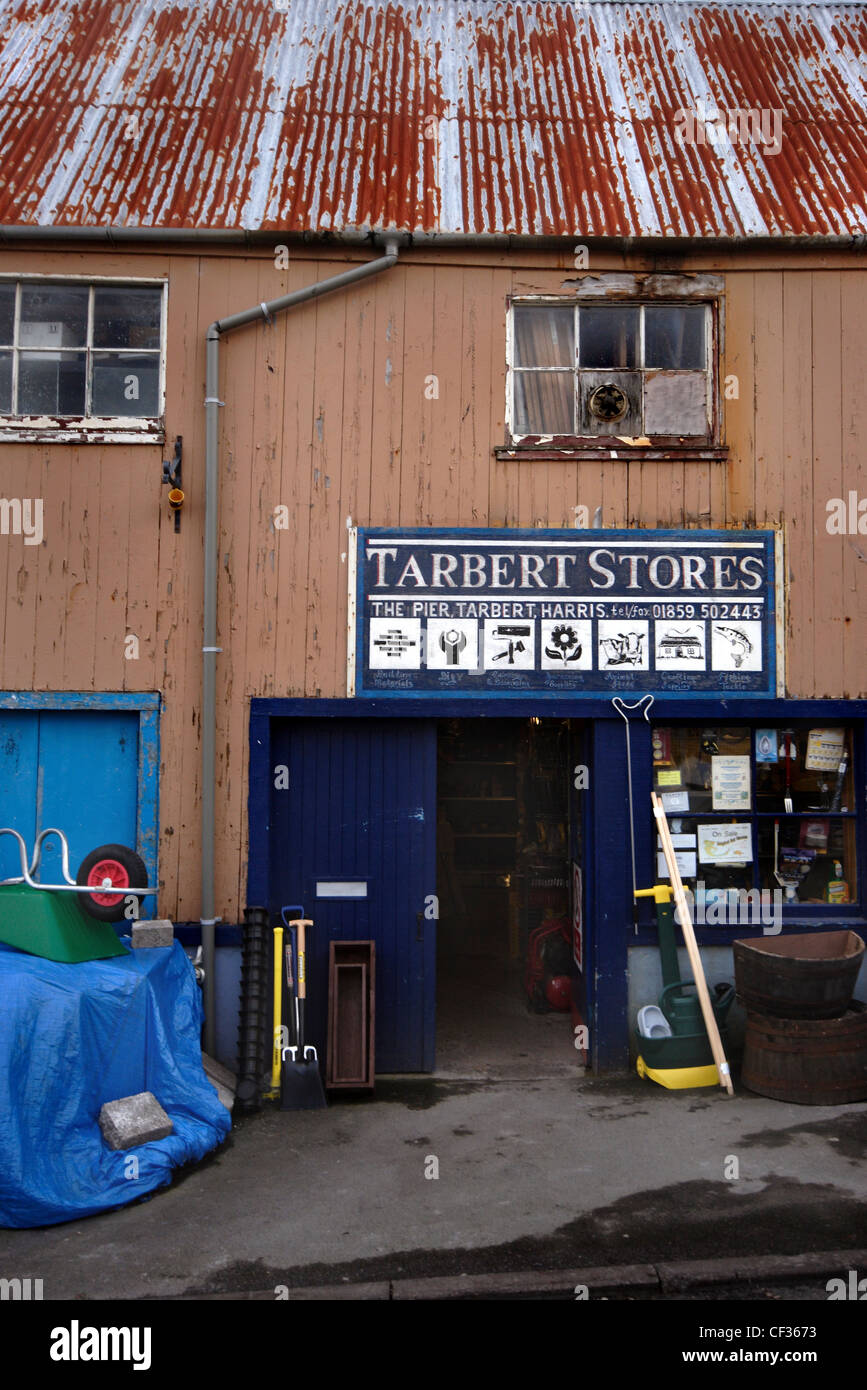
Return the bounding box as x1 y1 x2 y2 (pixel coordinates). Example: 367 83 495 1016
0 279 166 443
507 300 716 448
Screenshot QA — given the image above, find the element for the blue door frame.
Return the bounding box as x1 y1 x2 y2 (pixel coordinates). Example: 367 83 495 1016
250 697 867 1072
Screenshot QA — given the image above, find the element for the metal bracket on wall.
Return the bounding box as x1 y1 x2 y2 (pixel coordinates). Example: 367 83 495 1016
162 435 183 532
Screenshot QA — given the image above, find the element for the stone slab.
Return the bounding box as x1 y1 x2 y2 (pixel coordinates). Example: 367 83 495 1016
99 1092 173 1150
131 920 174 949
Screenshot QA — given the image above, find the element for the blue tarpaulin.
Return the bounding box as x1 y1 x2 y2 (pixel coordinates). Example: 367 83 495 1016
0 937 231 1228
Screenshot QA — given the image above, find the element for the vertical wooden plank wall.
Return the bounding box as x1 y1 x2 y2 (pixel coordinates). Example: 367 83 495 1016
0 247 864 922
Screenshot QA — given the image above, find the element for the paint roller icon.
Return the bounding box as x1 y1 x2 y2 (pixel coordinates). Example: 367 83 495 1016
491 624 531 663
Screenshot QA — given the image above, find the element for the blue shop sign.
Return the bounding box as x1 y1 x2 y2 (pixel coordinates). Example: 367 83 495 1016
351 528 778 699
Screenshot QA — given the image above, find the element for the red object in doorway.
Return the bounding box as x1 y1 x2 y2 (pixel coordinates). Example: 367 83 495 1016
545 975 572 1011
525 915 572 1012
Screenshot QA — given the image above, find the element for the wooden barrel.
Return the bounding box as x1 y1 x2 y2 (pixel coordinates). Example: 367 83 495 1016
734 931 865 1019
742 1003 867 1104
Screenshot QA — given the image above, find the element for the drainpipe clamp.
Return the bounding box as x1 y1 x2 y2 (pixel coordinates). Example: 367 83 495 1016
204 397 225 406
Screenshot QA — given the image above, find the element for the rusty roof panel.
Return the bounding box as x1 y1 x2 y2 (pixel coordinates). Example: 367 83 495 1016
0 0 864 237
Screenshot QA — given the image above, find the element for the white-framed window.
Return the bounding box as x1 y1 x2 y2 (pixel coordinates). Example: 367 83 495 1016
506 299 718 446
0 276 167 443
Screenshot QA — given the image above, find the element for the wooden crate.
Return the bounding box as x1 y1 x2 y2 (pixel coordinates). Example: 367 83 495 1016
326 941 375 1090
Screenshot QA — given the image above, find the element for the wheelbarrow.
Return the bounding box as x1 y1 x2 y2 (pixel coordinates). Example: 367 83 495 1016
0 827 158 963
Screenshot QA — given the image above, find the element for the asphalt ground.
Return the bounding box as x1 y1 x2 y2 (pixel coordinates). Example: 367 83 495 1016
3 1072 865 1300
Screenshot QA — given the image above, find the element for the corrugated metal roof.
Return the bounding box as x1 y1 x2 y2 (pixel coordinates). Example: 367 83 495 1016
0 0 864 238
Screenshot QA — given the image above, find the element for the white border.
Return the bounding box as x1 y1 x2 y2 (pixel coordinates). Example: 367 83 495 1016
346 526 358 696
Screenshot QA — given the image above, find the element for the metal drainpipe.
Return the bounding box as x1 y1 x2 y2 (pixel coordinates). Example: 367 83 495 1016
201 233 400 1052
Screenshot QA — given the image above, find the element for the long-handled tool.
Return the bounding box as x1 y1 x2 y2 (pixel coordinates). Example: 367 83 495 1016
281 907 302 1051
828 745 849 813
280 918 327 1110
612 695 654 935
781 730 795 812
285 930 297 1050
652 793 734 1096
266 924 285 1100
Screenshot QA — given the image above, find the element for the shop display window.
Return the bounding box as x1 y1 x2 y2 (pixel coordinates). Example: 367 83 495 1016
651 723 857 913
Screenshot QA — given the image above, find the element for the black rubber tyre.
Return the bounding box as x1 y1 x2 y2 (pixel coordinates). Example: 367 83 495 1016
76 843 148 922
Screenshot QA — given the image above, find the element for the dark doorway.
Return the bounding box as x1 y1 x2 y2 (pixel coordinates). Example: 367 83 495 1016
436 718 583 1078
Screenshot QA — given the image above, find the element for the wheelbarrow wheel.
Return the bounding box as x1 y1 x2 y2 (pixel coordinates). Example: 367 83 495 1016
76 843 148 921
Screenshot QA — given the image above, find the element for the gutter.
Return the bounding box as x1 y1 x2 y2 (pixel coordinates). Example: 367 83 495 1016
1 226 865 253
200 233 400 1051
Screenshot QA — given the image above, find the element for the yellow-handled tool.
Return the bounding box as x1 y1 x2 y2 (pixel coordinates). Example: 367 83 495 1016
269 925 284 1096
634 885 675 905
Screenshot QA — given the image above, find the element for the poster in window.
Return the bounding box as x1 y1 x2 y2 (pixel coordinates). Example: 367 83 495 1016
698 823 753 865
804 729 846 772
711 755 751 810
755 729 778 762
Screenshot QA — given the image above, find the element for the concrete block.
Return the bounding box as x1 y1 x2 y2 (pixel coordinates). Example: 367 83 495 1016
99 1092 173 1150
131 919 173 949
201 1052 236 1111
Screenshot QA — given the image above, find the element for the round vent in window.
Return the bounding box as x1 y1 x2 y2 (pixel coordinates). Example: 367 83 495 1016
588 383 628 423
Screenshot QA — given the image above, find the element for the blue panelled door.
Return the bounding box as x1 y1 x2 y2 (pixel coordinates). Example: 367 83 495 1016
269 719 437 1072
0 709 149 911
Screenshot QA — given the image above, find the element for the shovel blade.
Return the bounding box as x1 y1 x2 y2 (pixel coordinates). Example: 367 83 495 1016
280 1060 327 1110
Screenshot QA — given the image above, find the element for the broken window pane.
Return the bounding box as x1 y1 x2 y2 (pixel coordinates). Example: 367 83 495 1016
513 371 574 434
513 305 574 368
19 352 86 415
91 353 160 416
0 285 15 345
93 286 162 349
0 352 11 412
644 371 708 435
578 306 638 368
20 284 88 347
644 305 706 369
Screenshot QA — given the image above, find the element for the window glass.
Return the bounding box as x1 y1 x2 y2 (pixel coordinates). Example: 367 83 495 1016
513 305 574 368
755 727 852 811
757 817 856 903
644 305 706 369
651 724 858 916
20 285 88 347
0 285 15 345
0 352 11 412
653 727 750 813
93 286 162 349
513 371 573 435
91 353 160 416
578 306 638 368
18 351 87 415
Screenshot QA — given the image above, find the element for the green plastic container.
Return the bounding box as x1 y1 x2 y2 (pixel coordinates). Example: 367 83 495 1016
636 1025 730 1070
0 884 129 963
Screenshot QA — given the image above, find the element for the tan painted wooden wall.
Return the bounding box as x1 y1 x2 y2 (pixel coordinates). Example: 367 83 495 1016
0 244 864 920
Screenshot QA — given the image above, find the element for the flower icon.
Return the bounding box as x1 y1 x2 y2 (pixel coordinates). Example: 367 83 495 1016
545 625 581 663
